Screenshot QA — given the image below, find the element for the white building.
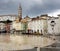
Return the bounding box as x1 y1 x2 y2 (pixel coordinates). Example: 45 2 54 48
28 15 48 34
0 15 17 31
0 15 17 21
47 16 60 35
12 22 23 30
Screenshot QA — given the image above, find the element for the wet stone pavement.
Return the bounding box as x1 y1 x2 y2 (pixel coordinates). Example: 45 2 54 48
0 34 56 51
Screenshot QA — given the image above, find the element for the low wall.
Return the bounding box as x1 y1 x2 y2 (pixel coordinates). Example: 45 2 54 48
40 43 60 51
9 48 37 51
40 47 60 51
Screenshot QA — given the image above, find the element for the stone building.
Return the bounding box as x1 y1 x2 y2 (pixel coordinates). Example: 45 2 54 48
28 15 48 34
0 15 17 21
18 4 22 21
47 16 60 35
0 3 60 35
11 4 23 32
0 15 17 33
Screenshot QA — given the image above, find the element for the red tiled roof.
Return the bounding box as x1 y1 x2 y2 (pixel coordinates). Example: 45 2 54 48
31 17 47 21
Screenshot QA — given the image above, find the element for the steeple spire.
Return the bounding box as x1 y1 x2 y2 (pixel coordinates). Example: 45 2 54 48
18 3 22 21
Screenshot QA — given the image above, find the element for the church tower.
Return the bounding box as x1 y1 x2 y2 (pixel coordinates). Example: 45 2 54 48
18 4 22 21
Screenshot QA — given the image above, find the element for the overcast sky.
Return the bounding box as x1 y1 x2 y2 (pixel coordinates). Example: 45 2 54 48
0 0 60 17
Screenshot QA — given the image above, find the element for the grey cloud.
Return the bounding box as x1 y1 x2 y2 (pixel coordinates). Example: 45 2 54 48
26 0 60 17
0 0 60 17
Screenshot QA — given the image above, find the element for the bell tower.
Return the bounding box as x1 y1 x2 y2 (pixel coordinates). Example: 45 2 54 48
18 4 22 21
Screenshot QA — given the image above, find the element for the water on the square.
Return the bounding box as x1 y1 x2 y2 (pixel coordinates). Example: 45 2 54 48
0 34 56 51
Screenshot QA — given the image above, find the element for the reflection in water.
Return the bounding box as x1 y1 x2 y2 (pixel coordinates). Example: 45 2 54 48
10 35 55 47
0 34 10 42
0 34 56 51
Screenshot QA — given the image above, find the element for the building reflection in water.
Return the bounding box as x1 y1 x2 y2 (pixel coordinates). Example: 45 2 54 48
0 34 10 43
0 34 56 51
10 35 55 47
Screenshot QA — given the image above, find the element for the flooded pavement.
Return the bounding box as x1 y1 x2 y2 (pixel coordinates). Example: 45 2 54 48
0 34 56 51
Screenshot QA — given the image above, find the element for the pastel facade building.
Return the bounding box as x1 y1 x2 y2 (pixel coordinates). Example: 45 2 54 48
0 3 60 35
28 15 48 34
0 15 17 32
12 21 23 31
12 4 24 31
